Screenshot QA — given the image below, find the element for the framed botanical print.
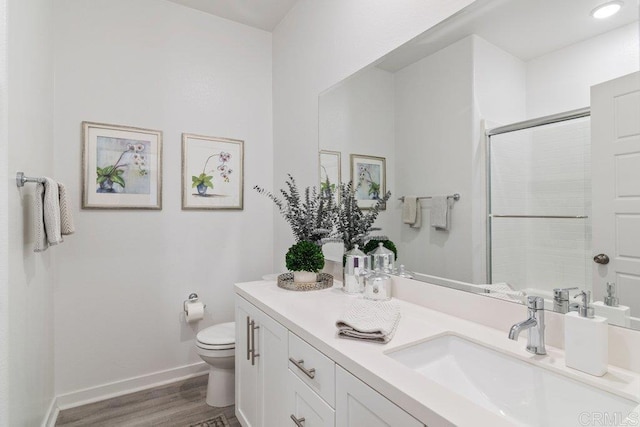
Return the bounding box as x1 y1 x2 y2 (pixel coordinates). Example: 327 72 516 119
182 133 244 210
350 154 386 210
82 121 162 209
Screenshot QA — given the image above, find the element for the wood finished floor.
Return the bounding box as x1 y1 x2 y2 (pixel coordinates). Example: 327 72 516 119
55 375 241 427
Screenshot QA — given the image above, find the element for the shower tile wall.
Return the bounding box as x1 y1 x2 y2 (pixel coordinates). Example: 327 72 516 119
491 118 591 294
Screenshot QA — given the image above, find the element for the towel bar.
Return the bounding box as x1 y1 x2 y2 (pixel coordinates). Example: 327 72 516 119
16 172 46 187
398 193 460 202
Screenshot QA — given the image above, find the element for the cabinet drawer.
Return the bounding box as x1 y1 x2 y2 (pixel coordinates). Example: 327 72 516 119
288 370 335 427
288 332 336 407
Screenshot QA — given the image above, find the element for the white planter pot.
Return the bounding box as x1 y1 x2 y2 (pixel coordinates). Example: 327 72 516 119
293 271 317 283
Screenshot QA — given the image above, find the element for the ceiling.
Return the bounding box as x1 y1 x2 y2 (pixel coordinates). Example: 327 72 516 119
377 0 639 72
166 0 299 31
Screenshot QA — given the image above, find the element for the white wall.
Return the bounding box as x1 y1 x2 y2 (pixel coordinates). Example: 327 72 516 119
527 22 639 118
5 0 56 425
53 0 273 401
272 0 476 271
394 37 475 281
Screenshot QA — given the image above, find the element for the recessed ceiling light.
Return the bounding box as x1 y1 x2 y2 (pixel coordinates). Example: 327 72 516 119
591 1 624 19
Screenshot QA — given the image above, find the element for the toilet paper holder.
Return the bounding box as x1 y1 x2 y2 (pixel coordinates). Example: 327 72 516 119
183 293 206 314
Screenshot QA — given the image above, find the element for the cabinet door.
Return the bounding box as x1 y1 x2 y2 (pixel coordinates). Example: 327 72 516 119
255 307 288 427
235 296 259 427
335 366 423 427
288 370 335 427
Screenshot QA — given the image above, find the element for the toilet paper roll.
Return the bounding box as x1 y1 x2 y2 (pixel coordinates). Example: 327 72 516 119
185 301 204 323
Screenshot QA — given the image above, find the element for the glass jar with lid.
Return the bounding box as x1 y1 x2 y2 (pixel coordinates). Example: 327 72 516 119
344 244 369 294
368 242 395 274
364 268 392 301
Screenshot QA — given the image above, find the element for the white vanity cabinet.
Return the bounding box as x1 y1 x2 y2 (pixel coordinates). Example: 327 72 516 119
236 294 425 427
335 366 423 427
235 296 288 427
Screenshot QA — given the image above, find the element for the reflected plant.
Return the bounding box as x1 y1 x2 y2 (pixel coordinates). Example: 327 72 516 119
322 181 390 251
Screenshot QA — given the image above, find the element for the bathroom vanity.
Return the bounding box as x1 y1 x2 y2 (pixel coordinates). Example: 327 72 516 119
234 279 640 426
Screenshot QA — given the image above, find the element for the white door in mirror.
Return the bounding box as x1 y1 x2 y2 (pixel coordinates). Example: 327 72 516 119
592 72 640 317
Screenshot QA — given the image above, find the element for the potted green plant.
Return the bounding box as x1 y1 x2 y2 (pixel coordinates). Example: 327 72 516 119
255 175 337 284
286 240 325 283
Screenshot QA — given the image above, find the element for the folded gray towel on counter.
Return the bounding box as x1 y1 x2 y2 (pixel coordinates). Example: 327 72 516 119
336 299 401 344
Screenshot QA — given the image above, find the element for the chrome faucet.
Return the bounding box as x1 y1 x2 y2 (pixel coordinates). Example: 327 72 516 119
553 287 580 314
508 296 546 355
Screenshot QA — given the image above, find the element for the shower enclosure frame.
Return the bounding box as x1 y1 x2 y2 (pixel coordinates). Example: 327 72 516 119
485 107 591 284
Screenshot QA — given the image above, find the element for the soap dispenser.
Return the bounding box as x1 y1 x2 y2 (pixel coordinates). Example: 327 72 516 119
564 290 608 376
593 282 631 327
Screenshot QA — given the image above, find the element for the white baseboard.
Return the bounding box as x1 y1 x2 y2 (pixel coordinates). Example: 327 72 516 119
56 361 208 410
42 397 59 427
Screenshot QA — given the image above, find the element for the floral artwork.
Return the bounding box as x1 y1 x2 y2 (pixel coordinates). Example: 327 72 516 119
350 154 386 210
191 151 232 196
83 122 162 209
96 138 150 194
182 134 244 210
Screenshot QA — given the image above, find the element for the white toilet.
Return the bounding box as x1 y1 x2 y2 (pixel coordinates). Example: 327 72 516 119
195 322 236 407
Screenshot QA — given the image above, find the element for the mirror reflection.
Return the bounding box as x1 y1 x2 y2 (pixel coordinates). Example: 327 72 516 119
318 0 640 328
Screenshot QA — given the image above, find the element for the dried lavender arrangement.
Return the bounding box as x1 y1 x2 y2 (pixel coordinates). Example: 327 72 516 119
254 174 336 244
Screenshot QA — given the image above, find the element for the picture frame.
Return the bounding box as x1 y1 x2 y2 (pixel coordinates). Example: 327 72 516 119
182 133 244 210
319 150 341 203
350 154 386 210
82 121 162 210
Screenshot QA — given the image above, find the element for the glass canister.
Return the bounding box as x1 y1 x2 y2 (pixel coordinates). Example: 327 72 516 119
364 268 392 301
369 242 395 273
343 244 369 294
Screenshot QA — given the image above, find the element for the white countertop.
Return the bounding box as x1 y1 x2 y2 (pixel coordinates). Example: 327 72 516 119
235 280 640 427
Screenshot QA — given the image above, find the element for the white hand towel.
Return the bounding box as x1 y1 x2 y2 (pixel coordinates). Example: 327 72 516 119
336 299 401 344
402 196 421 229
34 183 48 252
430 196 449 231
34 178 67 252
58 183 75 236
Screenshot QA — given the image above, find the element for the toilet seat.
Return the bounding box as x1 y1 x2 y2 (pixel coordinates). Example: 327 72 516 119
197 322 235 350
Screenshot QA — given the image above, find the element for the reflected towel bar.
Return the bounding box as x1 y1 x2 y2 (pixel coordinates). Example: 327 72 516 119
399 193 460 202
16 172 45 187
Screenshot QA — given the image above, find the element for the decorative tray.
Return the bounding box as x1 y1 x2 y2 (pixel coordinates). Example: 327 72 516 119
277 273 334 291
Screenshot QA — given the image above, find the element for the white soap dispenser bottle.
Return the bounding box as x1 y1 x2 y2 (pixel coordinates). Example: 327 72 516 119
564 290 608 376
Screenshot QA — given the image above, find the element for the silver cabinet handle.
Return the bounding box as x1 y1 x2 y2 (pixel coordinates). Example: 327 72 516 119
290 415 305 426
246 316 251 361
289 357 316 379
250 320 260 366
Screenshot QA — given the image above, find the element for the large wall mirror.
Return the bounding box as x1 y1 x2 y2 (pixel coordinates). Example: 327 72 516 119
319 0 640 329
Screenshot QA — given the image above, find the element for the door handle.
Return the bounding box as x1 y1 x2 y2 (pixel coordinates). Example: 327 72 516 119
290 415 306 426
593 254 610 265
250 320 260 366
246 316 251 361
289 358 316 379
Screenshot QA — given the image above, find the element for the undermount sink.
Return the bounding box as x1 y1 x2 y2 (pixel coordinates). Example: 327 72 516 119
386 334 639 426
